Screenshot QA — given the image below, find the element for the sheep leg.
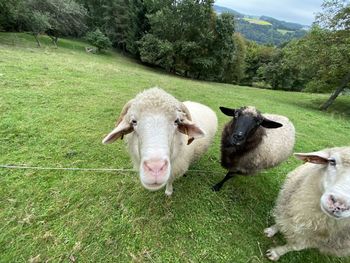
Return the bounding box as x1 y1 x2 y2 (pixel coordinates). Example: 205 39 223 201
266 243 307 261
212 172 235 191
264 224 279 238
165 176 175 196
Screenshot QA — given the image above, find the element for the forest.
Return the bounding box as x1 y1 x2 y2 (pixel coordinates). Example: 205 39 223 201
0 0 349 109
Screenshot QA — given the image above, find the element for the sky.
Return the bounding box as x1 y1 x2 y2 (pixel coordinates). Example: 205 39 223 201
215 0 324 25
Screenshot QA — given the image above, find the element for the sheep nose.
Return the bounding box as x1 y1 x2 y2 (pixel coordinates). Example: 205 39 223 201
328 194 348 212
143 159 168 177
233 132 244 140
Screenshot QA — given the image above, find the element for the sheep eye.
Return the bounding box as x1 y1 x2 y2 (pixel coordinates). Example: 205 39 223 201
131 119 137 126
256 118 263 125
329 158 336 166
174 119 181 125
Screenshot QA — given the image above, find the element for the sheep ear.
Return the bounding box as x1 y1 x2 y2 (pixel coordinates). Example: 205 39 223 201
102 100 134 144
219 106 236 117
294 151 330 164
261 118 283 129
178 119 205 145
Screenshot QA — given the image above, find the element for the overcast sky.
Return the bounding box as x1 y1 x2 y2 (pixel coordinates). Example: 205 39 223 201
215 0 324 25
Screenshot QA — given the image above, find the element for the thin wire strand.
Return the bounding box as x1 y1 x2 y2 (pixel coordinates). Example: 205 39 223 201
0 164 213 174
0 165 135 172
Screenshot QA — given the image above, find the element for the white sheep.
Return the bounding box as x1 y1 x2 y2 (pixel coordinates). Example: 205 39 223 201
212 106 295 191
265 146 350 261
102 87 218 196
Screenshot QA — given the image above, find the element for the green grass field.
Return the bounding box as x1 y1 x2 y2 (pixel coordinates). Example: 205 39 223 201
243 17 272 26
1 33 349 263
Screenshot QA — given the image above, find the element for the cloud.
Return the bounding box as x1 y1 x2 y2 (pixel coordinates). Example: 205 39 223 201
215 0 323 25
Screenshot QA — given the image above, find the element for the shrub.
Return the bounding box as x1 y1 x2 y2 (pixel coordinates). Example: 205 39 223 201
85 29 112 52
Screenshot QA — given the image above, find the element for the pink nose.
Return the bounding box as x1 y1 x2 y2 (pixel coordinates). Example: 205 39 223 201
328 195 349 212
143 159 168 178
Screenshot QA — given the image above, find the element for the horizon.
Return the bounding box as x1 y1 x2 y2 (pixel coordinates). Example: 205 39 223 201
215 0 324 25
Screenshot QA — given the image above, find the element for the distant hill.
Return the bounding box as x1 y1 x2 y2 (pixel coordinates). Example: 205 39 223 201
214 5 308 46
214 5 244 18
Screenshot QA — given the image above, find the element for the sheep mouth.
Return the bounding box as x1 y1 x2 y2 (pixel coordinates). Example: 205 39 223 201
321 203 350 219
232 141 244 146
142 182 165 191
229 139 246 146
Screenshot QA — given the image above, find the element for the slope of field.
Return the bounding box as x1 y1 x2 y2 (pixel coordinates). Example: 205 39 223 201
243 17 272 26
0 33 349 263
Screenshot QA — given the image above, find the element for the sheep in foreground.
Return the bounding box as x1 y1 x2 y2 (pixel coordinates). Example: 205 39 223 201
102 87 218 196
212 106 295 191
265 147 350 261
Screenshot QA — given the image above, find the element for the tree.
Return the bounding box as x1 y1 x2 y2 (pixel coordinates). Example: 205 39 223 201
77 0 147 55
86 29 112 52
126 0 148 56
45 0 87 47
138 33 175 71
242 41 275 85
138 0 239 82
259 40 307 91
230 33 246 84
0 0 25 31
28 12 51 47
18 0 87 47
211 13 236 82
101 0 129 51
315 0 350 110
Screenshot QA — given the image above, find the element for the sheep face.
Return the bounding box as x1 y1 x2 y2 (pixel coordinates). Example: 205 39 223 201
220 106 282 146
295 147 350 219
102 89 205 191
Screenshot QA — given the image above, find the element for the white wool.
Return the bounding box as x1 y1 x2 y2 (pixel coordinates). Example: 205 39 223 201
123 88 218 195
269 147 350 258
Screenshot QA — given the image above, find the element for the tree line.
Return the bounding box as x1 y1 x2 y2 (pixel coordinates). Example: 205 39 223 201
0 0 349 109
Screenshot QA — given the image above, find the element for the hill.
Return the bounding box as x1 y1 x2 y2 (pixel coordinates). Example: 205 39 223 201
0 33 349 262
214 5 308 45
213 5 244 18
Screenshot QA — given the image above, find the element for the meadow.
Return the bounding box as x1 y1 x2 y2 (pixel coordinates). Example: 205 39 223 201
242 18 272 26
0 33 349 262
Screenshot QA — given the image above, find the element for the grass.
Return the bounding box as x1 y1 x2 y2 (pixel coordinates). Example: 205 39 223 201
0 32 349 263
243 17 272 26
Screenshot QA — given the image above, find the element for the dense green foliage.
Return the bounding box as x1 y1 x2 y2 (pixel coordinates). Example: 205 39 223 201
0 0 88 47
236 19 307 46
77 0 147 54
1 32 350 263
138 0 238 82
86 29 112 52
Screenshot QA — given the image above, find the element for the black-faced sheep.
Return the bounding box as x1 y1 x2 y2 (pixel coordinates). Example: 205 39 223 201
212 106 295 191
265 146 350 261
102 87 218 196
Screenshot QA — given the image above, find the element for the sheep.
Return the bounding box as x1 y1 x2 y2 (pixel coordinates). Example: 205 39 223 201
212 106 295 191
102 87 218 196
265 147 350 260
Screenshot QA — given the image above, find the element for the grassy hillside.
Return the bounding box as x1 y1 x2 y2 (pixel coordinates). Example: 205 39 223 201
0 33 349 263
243 17 272 26
213 5 307 46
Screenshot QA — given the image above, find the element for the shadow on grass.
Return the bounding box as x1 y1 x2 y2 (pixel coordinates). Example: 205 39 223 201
274 93 350 120
0 32 94 54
